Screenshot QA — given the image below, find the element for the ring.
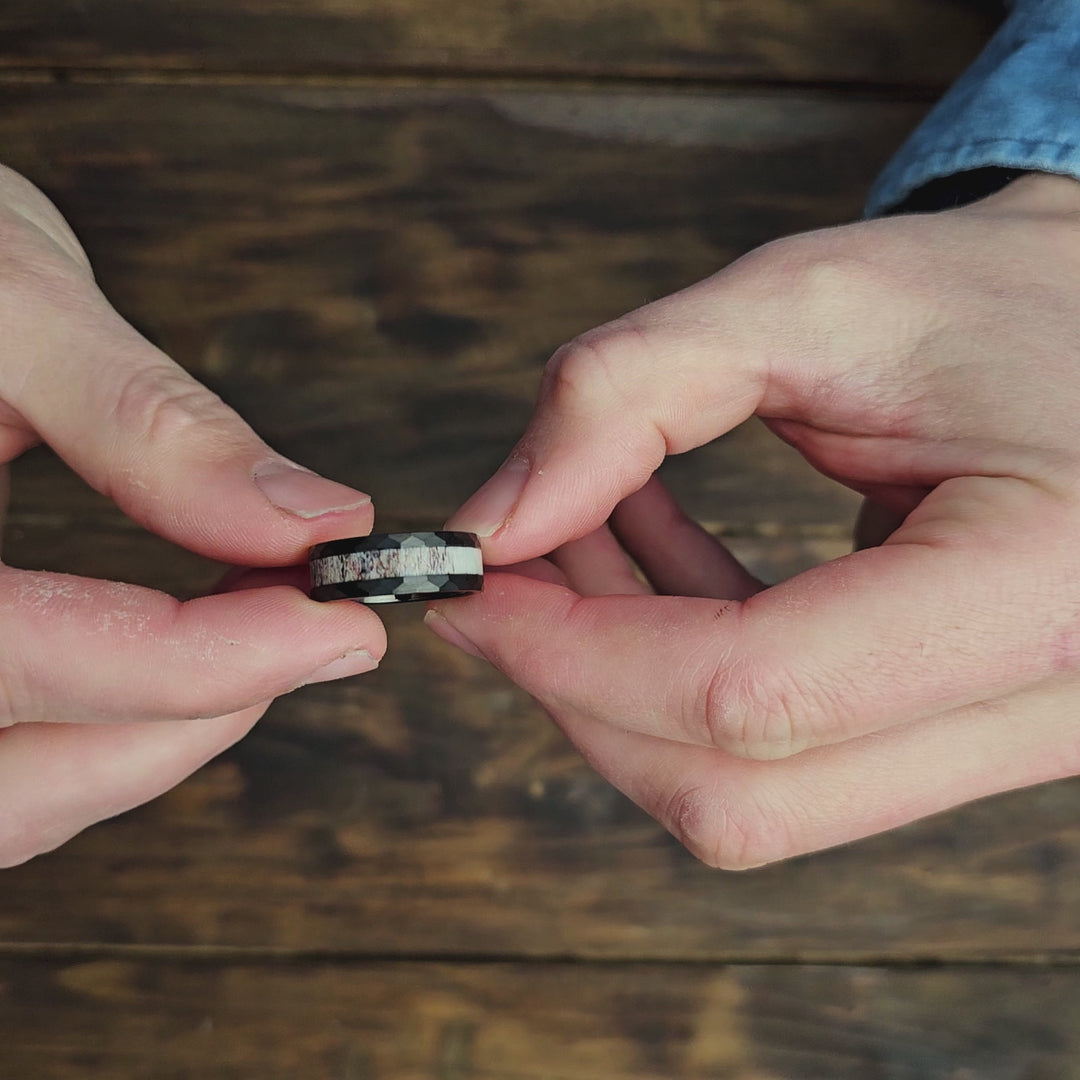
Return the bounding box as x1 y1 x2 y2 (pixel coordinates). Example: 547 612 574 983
308 531 483 604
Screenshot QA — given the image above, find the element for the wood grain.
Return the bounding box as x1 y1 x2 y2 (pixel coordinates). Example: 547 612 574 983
0 1 1002 87
0 4 1059 1072
0 561 1077 958
0 81 915 533
3 454 855 597
0 84 1076 959
2 957 1080 1078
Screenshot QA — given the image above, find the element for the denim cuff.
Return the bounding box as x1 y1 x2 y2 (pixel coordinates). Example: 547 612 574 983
865 0 1080 217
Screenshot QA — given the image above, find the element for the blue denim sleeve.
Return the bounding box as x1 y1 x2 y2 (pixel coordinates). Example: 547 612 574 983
865 0 1080 216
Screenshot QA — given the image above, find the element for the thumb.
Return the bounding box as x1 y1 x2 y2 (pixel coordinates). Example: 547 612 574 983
5 269 371 565
446 273 769 565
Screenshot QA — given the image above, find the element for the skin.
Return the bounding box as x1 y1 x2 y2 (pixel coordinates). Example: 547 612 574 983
428 172 1080 869
0 165 384 866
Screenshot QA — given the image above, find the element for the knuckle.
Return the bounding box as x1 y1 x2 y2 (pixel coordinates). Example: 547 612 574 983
787 250 880 309
661 781 784 871
542 323 648 413
662 782 731 868
749 231 880 293
110 363 242 456
727 232 893 333
701 653 809 761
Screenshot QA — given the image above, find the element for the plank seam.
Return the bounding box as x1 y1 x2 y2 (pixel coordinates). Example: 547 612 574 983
4 514 856 541
0 65 943 102
0 944 1077 968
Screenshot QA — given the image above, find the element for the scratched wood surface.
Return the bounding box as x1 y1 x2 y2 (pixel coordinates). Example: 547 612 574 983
0 1 1001 86
2 959 1080 1079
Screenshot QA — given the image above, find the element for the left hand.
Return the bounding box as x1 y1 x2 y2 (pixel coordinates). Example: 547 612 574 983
0 165 384 865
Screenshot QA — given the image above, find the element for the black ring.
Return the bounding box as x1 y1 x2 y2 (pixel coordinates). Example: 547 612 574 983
308 531 483 605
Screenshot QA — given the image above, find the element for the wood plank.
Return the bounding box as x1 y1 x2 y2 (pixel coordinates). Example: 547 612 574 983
4 85 1077 960
1 958 1079 1078
2 475 854 596
0 82 916 535
6 418 861 563
0 1 1001 87
0 537 1078 958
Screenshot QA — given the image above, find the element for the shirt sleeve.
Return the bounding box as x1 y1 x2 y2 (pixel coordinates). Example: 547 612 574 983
865 0 1080 217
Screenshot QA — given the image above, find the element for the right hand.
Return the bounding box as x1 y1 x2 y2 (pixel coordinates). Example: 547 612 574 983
0 164 385 866
430 173 1080 868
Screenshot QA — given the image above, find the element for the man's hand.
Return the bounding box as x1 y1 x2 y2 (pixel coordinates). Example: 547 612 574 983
428 173 1080 869
0 165 385 866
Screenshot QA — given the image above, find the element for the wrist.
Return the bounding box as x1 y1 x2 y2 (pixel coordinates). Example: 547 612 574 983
976 171 1080 215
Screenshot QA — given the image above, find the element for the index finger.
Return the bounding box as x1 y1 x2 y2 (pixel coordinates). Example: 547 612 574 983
0 567 386 725
445 275 769 564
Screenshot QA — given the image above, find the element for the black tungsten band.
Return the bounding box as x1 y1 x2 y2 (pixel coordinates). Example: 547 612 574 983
308 531 483 604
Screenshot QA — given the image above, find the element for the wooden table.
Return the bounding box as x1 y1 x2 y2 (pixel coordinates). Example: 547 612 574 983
4 2 1080 1076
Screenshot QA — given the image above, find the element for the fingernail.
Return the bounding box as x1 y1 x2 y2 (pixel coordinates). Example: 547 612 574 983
299 648 379 687
424 609 486 661
445 457 530 538
255 460 372 520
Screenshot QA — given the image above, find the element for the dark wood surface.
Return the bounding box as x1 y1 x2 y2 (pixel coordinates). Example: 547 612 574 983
0 82 908 536
0 1 1001 86
4 4 1077 1077
3 958 1080 1079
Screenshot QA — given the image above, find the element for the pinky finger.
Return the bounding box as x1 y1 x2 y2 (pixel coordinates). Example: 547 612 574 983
0 705 266 866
